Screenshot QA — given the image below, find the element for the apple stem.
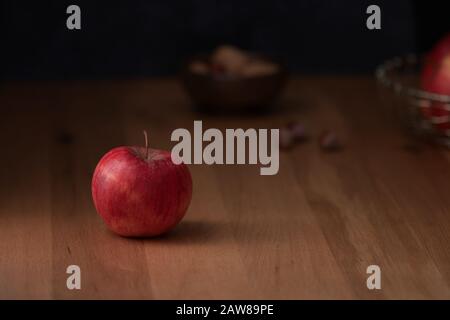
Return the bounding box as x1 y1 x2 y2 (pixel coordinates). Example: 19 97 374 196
143 130 149 160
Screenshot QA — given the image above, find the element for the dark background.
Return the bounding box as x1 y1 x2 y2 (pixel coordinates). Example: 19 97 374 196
0 0 449 80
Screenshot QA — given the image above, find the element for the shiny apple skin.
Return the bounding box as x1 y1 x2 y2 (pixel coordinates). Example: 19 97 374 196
421 34 450 135
91 146 192 237
421 34 450 90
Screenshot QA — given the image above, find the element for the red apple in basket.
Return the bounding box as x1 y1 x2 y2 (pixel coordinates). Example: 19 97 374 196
91 131 192 237
421 34 450 136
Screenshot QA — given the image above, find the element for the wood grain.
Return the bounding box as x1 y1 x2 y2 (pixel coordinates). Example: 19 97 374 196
0 77 449 299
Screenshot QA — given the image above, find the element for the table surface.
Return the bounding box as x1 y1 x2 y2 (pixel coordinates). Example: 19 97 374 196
1 76 450 299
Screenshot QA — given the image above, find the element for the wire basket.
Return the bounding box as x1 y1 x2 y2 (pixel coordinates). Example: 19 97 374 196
376 54 450 148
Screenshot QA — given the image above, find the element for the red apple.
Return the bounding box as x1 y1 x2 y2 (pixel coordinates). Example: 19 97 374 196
91 132 192 237
421 33 450 91
421 34 450 136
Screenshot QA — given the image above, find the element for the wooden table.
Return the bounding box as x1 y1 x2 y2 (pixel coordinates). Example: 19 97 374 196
0 77 449 299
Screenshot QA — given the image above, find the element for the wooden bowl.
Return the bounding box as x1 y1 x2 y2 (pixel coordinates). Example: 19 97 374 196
181 55 288 114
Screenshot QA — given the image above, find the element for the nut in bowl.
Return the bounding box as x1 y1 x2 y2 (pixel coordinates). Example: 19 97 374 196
182 45 288 113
